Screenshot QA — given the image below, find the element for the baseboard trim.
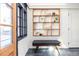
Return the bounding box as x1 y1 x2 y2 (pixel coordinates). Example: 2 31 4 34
69 47 79 49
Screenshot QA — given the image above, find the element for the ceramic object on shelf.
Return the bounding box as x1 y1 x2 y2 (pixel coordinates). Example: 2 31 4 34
52 12 55 16
39 33 43 36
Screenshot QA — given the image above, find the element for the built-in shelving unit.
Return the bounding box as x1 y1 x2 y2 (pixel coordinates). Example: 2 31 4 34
33 9 60 36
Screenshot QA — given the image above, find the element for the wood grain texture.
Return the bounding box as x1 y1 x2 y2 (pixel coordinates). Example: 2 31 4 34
0 3 16 56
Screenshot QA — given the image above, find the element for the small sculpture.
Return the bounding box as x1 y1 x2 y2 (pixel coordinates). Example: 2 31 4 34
55 16 58 22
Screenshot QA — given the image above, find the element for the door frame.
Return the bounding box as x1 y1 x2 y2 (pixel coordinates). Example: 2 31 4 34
0 3 17 56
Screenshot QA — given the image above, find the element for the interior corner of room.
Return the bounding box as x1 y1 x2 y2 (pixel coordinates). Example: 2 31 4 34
0 3 79 56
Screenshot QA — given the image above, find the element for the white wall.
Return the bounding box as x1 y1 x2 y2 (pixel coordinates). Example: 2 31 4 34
28 8 79 48
18 7 33 56
18 8 69 50
28 8 69 48
60 8 69 48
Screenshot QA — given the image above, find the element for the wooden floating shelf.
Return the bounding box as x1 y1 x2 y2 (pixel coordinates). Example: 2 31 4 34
33 35 60 36
33 8 60 10
33 15 60 17
33 22 59 23
33 29 60 30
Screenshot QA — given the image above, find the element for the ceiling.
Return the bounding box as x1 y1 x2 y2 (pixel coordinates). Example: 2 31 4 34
28 3 79 8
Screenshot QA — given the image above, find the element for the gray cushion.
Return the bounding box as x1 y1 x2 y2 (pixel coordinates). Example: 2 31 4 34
33 40 60 46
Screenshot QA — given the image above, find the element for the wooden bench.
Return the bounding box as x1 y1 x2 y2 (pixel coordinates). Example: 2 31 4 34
32 40 61 55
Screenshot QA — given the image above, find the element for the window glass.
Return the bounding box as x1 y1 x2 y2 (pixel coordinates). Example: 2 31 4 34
0 26 12 48
0 4 12 25
17 4 27 40
0 4 12 48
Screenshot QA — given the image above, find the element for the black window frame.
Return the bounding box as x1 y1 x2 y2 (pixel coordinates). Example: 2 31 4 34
16 3 27 41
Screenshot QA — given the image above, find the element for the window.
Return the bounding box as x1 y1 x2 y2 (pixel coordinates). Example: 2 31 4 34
0 4 12 25
17 3 27 41
0 3 12 48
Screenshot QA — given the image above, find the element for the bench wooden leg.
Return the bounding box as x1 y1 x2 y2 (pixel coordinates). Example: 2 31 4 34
34 46 39 53
54 46 60 55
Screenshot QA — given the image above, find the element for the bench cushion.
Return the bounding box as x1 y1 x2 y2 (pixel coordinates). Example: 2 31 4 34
33 40 60 46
